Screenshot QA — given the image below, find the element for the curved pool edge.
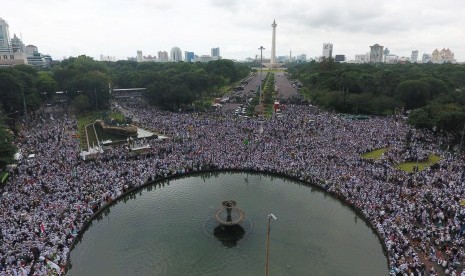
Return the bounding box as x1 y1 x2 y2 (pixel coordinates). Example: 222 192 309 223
65 168 390 274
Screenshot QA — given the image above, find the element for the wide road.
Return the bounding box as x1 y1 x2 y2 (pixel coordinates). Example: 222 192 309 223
274 71 300 100
222 70 302 113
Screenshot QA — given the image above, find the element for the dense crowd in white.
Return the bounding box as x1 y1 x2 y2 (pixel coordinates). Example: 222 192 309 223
1 99 464 275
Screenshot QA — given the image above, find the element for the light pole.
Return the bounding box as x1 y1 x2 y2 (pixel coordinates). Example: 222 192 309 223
459 122 465 154
22 90 28 124
258 46 265 107
265 213 277 276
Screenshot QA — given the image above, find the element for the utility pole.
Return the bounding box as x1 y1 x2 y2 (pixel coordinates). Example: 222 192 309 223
258 46 265 107
94 88 98 110
22 91 28 124
460 122 465 154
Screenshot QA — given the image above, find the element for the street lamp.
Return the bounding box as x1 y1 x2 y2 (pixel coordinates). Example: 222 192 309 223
258 46 265 107
265 213 277 276
21 90 28 124
460 122 465 154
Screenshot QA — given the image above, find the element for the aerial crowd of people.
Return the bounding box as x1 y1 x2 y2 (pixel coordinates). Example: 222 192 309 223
0 95 464 275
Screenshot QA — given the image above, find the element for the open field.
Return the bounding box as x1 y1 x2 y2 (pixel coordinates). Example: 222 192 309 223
362 148 441 173
395 154 441 173
361 148 389 159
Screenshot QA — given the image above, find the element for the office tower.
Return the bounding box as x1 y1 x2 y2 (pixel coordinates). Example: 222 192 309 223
431 48 454 63
322 43 333 59
296 54 306 62
199 55 212 62
170 47 182 62
10 34 24 53
355 53 370 63
25 45 38 56
100 54 116 62
335 55 346 62
422 53 431 63
0 18 11 52
411 50 418 63
185 51 195 62
137 50 143 62
158 51 169 62
211 47 220 59
369 44 384 63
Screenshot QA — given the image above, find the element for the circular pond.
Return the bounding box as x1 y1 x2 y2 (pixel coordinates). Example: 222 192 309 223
68 172 388 276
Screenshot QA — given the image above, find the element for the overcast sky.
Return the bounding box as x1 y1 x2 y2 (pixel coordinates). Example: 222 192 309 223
2 0 465 61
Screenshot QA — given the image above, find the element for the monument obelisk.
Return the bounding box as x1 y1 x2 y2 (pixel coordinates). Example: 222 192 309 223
270 19 277 66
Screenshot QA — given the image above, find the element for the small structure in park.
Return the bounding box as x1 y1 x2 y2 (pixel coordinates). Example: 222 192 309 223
95 119 137 137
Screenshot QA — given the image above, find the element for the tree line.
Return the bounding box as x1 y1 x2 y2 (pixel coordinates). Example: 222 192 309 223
0 56 250 169
0 56 250 121
288 60 465 141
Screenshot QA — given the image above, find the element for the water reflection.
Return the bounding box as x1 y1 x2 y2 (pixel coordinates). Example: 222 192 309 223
213 224 246 248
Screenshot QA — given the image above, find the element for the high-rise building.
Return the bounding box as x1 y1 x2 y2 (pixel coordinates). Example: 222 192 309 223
170 47 182 62
369 44 384 63
197 55 212 63
354 53 370 63
25 45 38 56
411 50 418 63
211 47 220 60
158 51 169 62
335 55 346 62
296 54 307 62
422 53 431 63
100 54 116 62
431 48 454 63
137 50 143 62
322 43 333 59
10 34 24 53
384 54 399 64
0 18 11 53
185 51 195 62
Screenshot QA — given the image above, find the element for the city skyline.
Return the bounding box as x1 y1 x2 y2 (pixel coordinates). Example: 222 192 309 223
2 0 465 62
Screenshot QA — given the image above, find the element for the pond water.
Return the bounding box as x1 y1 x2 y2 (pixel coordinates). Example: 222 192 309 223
68 172 388 276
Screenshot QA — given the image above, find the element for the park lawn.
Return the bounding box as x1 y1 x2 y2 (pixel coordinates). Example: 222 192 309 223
109 111 125 121
220 84 233 93
0 171 9 185
77 111 125 148
78 111 125 130
361 148 389 159
395 154 441 173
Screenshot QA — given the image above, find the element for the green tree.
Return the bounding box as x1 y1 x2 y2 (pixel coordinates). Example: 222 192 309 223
36 72 58 99
434 111 465 134
0 73 23 115
408 108 432 129
72 94 92 113
395 80 430 110
0 125 17 169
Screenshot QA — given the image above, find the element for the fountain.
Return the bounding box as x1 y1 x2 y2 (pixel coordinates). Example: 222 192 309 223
213 200 247 247
215 200 244 226
68 172 388 276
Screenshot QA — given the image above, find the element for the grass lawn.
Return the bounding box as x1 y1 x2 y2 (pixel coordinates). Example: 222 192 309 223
361 148 389 159
77 111 125 148
395 154 441 173
109 111 125 121
0 171 9 184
